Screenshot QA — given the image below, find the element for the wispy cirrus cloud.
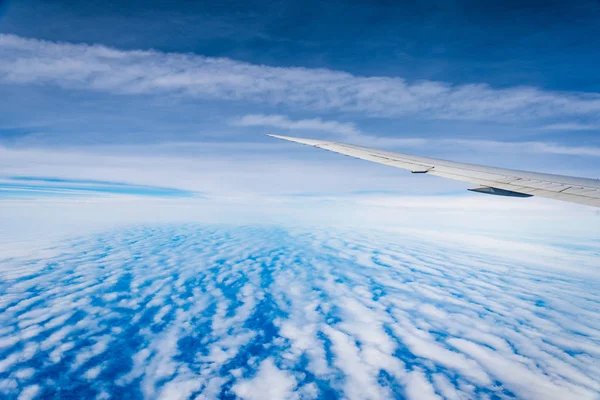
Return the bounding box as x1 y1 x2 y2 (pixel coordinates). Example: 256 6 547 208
236 114 600 157
540 123 599 131
0 176 196 198
442 139 600 157
233 114 361 137
2 34 600 122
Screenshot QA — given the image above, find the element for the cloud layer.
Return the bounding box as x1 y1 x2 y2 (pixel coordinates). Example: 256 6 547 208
0 225 598 399
234 114 600 157
2 34 600 122
0 176 195 198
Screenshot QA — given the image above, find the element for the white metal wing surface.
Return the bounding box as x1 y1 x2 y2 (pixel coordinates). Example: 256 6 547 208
268 134 600 208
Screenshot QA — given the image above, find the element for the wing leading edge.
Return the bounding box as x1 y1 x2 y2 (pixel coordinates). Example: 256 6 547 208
268 134 600 208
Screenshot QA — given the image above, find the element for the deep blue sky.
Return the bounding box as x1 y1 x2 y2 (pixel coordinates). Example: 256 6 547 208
2 0 600 91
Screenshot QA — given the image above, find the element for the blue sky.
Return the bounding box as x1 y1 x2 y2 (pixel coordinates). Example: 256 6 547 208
0 0 599 232
2 0 600 91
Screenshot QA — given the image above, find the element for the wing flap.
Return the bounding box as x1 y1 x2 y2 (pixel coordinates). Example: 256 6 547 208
468 186 533 197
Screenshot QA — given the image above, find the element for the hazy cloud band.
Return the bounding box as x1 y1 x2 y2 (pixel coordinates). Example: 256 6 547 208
2 34 600 122
235 114 600 157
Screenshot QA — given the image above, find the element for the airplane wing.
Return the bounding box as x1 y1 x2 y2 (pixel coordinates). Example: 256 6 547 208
268 134 600 208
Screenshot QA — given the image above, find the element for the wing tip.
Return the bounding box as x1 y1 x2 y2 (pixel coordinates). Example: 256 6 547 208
266 134 328 147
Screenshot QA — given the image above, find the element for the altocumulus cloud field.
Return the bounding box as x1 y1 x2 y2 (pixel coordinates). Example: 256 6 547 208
0 225 599 400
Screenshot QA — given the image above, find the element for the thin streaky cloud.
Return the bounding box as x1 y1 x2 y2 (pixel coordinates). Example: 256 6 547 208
0 176 196 198
2 34 600 122
447 139 600 157
237 114 600 157
233 114 361 137
540 123 599 131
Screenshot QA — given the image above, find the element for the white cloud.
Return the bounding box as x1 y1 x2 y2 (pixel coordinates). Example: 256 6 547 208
233 114 600 156
323 325 396 400
405 369 442 400
17 385 40 400
391 324 491 385
528 142 600 157
83 364 103 380
13 368 35 380
233 114 361 137
2 34 600 122
72 336 112 370
157 374 206 400
0 143 464 197
432 374 464 400
448 139 600 157
540 123 599 131
0 353 20 374
448 338 597 400
232 358 297 400
0 225 598 400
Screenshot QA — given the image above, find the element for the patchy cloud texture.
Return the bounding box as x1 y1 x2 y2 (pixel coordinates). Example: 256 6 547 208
0 225 598 399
